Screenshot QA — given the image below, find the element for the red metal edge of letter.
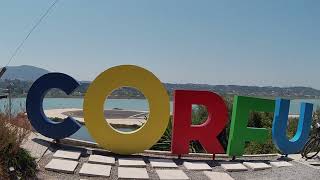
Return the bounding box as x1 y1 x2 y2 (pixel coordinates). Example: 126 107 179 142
171 90 228 155
226 96 275 156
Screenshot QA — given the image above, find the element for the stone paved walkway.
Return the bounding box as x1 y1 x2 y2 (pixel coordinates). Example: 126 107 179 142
23 136 318 179
21 132 52 162
39 148 295 180
288 154 320 170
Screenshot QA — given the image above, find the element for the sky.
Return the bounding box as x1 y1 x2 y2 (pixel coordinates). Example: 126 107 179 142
0 0 320 88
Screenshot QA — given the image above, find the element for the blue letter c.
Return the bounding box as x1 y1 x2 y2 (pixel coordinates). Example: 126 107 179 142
26 73 81 139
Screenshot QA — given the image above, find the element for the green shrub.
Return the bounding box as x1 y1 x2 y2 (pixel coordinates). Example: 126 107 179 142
1 147 37 178
244 129 279 154
0 112 37 179
150 118 172 151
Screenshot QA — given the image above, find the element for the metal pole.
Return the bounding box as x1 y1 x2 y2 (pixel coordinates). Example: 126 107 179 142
0 67 6 78
8 88 12 120
0 67 8 116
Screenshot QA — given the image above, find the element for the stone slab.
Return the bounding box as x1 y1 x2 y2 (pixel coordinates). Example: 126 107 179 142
150 159 178 168
45 159 78 173
288 154 303 161
270 161 293 167
220 163 248 172
204 171 234 180
88 155 115 165
183 161 212 171
307 161 320 166
79 163 111 177
156 170 189 180
243 162 272 171
53 150 81 160
118 158 146 167
118 167 149 179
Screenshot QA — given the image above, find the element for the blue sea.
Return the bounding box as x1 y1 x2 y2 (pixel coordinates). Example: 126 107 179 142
1 97 319 114
1 97 320 142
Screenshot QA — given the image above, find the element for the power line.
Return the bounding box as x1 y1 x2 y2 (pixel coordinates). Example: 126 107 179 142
5 0 60 67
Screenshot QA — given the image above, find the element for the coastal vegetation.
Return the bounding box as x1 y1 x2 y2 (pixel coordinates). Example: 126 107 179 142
2 78 320 99
3 65 320 100
0 111 37 179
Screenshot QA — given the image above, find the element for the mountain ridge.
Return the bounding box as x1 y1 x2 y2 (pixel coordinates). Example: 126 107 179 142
1 65 50 81
1 65 320 98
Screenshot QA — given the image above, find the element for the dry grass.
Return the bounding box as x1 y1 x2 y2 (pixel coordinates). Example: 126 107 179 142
0 112 32 155
0 112 35 178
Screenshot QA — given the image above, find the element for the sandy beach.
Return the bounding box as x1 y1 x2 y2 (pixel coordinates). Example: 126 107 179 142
44 108 148 128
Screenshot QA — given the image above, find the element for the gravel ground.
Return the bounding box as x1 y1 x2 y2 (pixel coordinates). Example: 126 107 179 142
36 143 320 180
227 160 320 180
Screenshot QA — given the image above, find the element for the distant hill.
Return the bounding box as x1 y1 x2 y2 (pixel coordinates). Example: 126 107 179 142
1 65 320 98
1 65 50 81
164 83 320 98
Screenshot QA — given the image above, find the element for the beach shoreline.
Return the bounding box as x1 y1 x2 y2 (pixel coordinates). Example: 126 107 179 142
44 108 148 128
